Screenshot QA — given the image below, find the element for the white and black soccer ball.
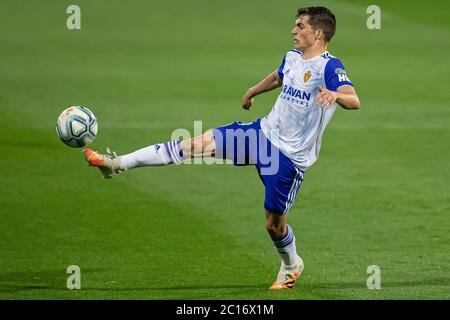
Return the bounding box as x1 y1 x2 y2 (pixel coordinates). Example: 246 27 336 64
56 106 98 148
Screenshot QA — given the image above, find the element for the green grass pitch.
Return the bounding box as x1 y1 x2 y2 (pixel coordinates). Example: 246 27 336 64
0 0 449 299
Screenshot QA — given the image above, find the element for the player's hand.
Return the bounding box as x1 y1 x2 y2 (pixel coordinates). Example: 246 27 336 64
242 90 255 110
316 86 337 108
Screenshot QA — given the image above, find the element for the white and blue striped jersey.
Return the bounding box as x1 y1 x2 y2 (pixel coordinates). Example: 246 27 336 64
260 50 353 171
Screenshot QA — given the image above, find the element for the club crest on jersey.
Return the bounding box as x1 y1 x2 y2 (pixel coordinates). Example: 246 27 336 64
304 71 312 83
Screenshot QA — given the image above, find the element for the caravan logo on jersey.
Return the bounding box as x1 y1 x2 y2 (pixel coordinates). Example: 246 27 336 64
281 85 311 101
280 84 311 107
304 71 312 83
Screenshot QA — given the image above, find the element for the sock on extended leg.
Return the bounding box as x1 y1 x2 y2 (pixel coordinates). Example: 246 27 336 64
271 224 299 267
116 140 184 170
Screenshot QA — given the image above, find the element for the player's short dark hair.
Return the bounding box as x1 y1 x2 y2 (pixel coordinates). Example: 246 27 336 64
296 6 336 42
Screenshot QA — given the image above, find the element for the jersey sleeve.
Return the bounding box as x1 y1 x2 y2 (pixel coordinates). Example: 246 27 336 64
324 58 353 91
278 54 287 80
278 50 301 80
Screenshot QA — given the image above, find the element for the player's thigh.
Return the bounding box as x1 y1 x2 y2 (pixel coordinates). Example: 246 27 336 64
213 120 260 165
261 158 304 215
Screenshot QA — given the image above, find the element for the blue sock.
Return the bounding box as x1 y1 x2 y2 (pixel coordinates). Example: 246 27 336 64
163 140 184 164
271 224 298 266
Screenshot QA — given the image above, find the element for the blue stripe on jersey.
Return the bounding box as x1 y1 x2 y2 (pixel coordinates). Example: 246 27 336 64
324 58 353 91
289 49 302 54
278 50 302 80
284 173 299 213
283 168 303 214
278 55 286 80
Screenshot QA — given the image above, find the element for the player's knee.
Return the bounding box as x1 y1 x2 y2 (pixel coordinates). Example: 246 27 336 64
203 130 216 155
189 139 197 157
180 138 201 158
265 219 286 239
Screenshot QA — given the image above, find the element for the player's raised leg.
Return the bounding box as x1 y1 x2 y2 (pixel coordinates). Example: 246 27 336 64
266 210 304 290
83 130 216 178
180 130 216 158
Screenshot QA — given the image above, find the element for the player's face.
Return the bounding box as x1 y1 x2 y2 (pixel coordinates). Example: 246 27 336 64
291 15 316 51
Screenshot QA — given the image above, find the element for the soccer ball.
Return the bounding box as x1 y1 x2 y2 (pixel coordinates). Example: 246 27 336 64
56 106 98 148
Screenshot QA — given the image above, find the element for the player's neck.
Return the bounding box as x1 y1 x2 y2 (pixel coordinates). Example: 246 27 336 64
301 43 328 60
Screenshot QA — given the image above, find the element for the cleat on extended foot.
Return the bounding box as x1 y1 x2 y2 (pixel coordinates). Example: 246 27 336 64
83 147 122 179
269 255 304 290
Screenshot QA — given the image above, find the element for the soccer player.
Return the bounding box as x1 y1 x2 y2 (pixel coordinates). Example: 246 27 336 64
84 6 360 290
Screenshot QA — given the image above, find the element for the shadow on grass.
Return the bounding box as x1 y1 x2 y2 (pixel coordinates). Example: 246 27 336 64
0 269 265 294
302 276 450 290
1 284 265 293
0 268 105 293
3 269 447 296
86 284 266 292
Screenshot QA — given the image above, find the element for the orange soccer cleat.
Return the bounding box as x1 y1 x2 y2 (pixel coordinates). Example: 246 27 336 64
269 255 304 290
83 147 122 178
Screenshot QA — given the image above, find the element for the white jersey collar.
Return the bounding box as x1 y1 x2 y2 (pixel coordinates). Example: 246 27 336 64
300 50 329 61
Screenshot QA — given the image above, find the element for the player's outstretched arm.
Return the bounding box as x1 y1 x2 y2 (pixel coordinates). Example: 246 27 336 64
242 70 283 110
315 85 360 110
